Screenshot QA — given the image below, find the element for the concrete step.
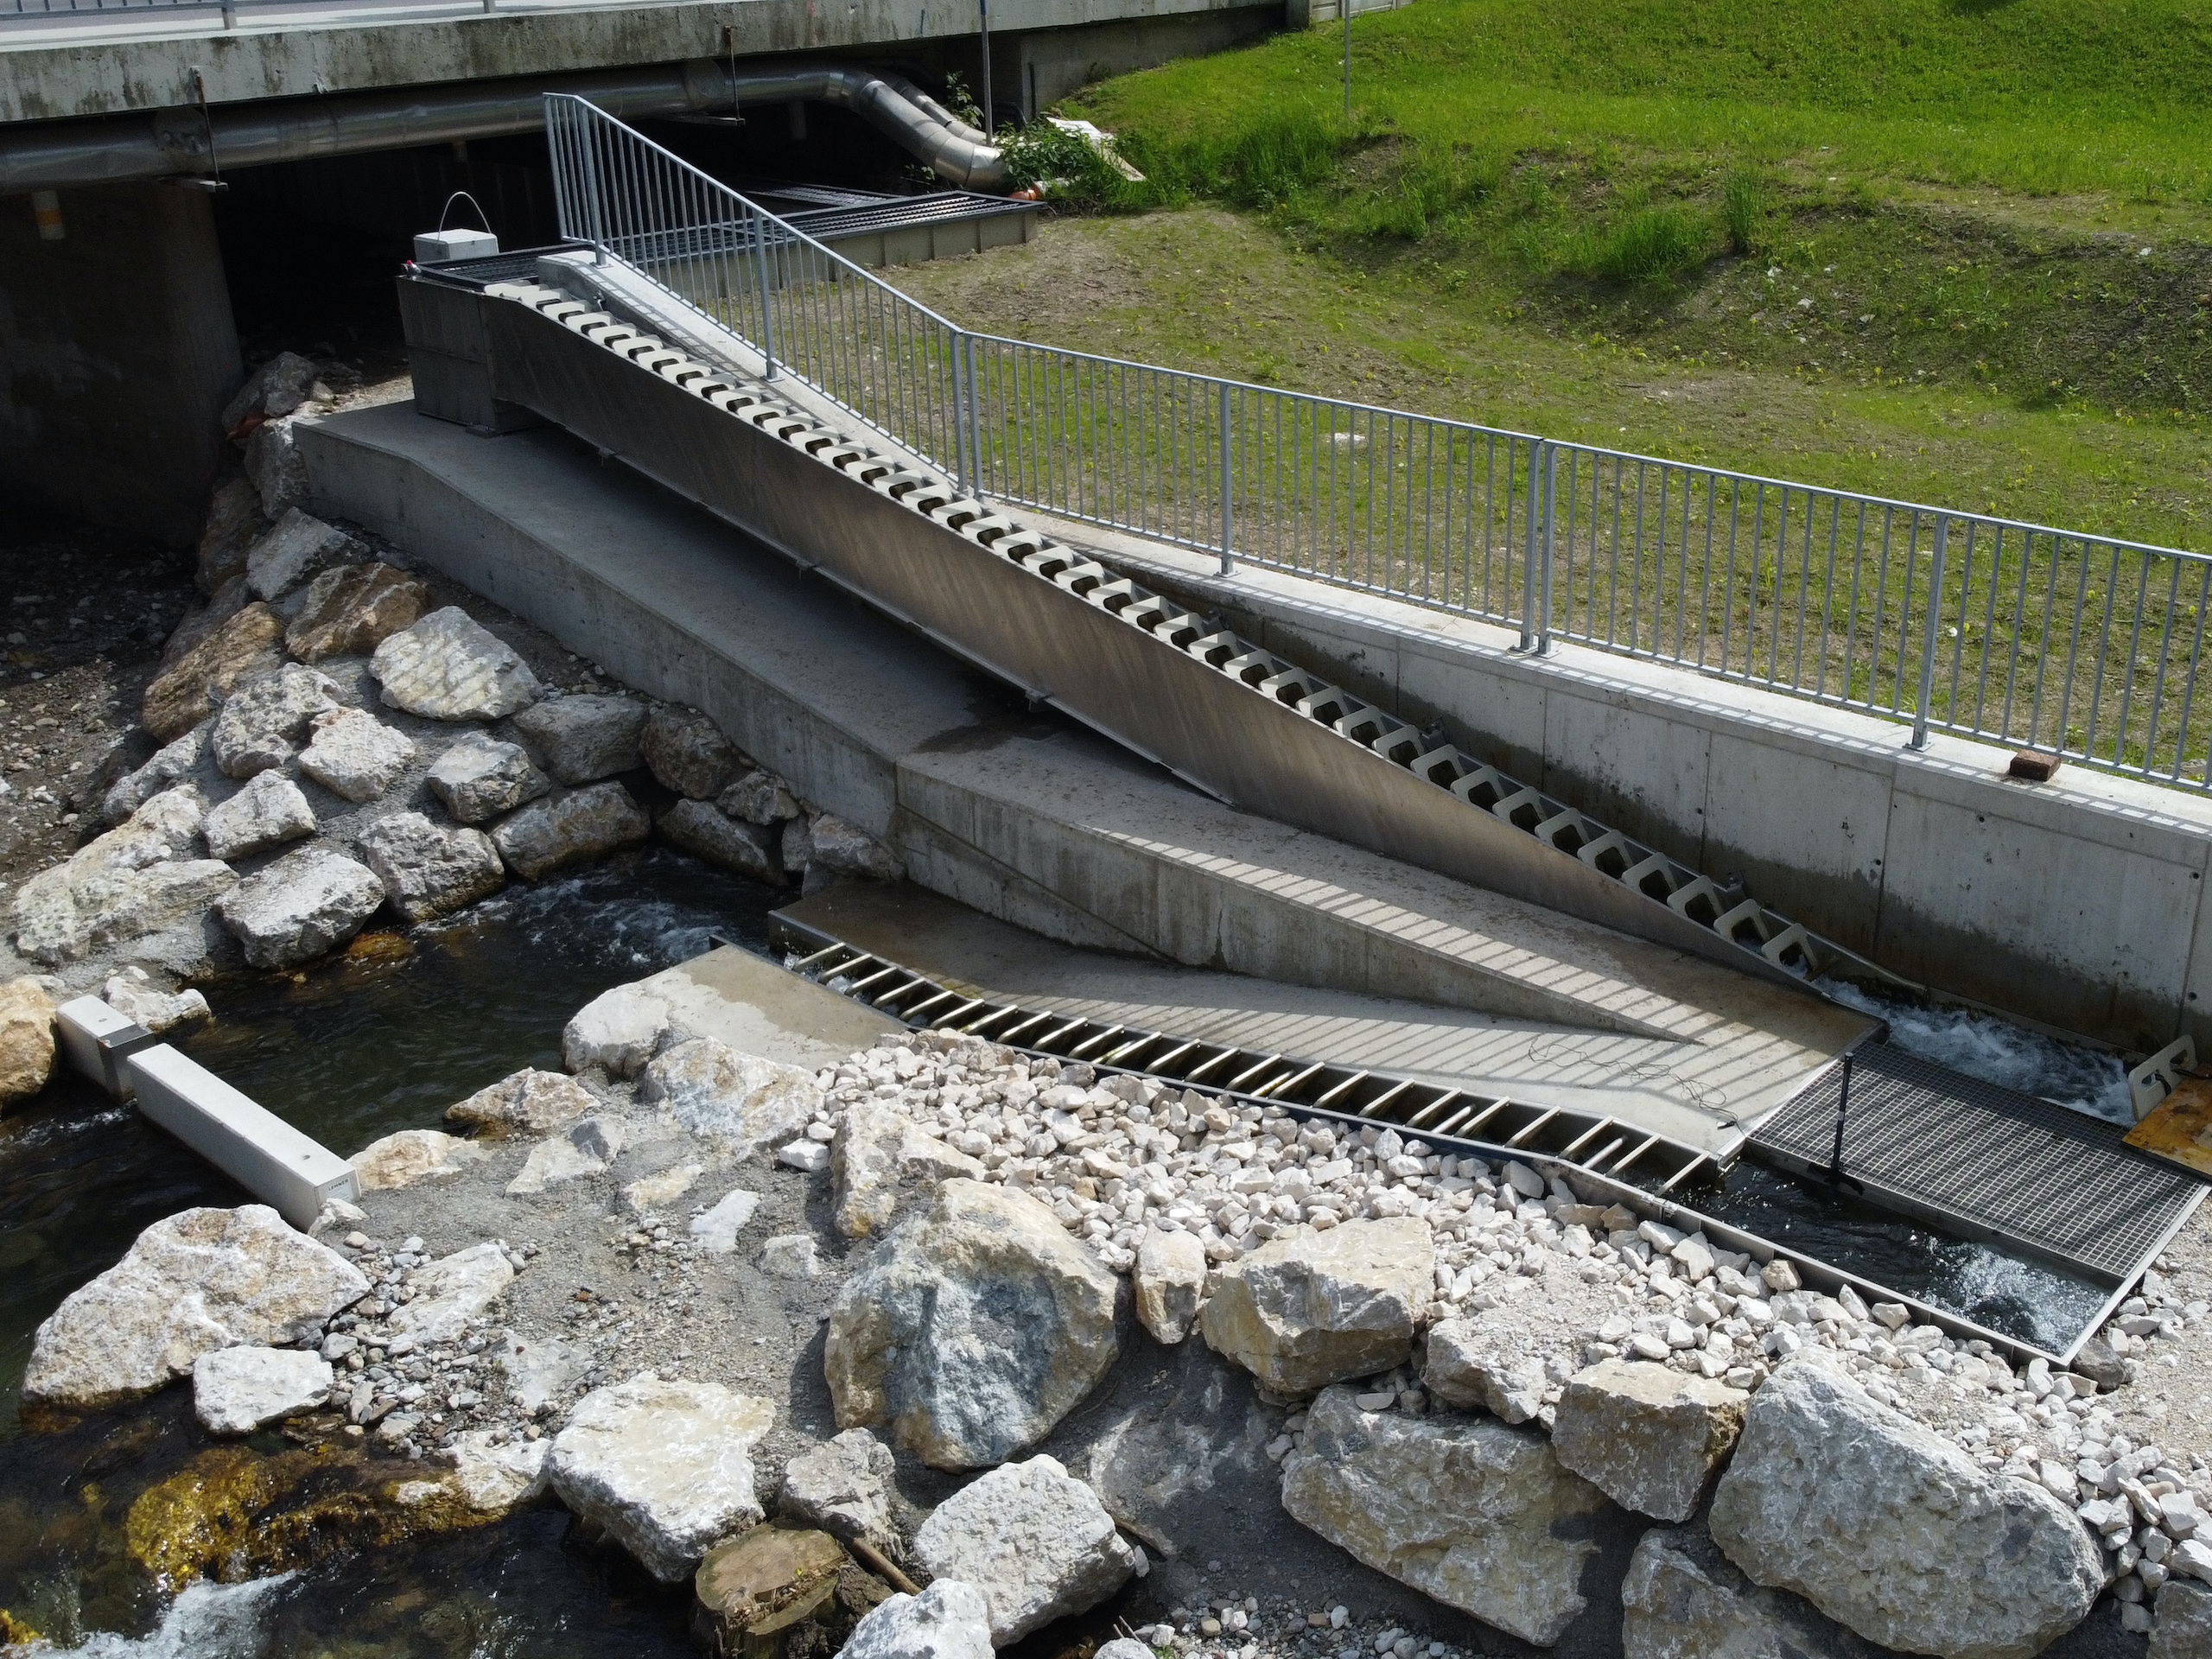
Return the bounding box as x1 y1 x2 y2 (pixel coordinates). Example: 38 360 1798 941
300 400 1871 1151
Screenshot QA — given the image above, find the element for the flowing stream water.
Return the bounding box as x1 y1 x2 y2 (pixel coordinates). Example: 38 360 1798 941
0 855 2143 1651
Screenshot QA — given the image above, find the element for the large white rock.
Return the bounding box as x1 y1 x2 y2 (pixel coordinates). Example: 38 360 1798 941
689 1188 763 1254
22 1205 368 1408
831 1101 986 1238
512 694 648 785
2155 1580 2212 1659
1134 1228 1207 1345
656 799 782 885
0 977 56 1105
210 662 340 778
216 845 387 968
505 1116 626 1194
807 813 903 880
372 606 541 721
192 1344 334 1434
296 707 416 803
348 1128 485 1192
284 561 429 663
1707 1357 2104 1659
638 1037 821 1154
386 1241 515 1343
826 1179 1121 1471
779 1427 899 1548
446 1066 600 1136
356 810 505 922
448 1428 553 1513
101 966 211 1035
103 721 210 824
244 507 354 601
1199 1217 1433 1394
1621 1525 1881 1659
641 707 744 799
498 1330 593 1414
562 985 671 1077
840 1580 995 1659
492 782 649 880
12 788 235 966
427 730 550 823
1551 1359 1747 1522
547 1376 776 1582
1424 1307 1549 1424
912 1456 1139 1644
1280 1384 1609 1648
200 769 316 861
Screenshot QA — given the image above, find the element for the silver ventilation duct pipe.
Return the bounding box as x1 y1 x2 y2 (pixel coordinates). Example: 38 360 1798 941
0 60 1009 195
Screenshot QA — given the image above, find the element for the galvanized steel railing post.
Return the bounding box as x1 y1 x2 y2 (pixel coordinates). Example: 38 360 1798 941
952 329 973 493
1910 514 1950 749
752 207 778 380
1218 383 1235 578
1536 439 1558 656
1520 438 1553 652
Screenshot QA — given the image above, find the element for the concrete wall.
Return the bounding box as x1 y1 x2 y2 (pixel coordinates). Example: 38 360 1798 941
0 181 238 545
1083 526 2212 1056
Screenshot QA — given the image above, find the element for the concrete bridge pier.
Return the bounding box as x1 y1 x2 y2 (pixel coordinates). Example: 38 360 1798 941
0 180 240 546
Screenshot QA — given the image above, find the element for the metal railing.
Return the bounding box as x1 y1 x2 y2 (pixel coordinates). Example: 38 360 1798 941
544 93 2212 796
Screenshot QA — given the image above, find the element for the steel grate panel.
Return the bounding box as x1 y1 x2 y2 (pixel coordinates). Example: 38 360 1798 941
1753 1044 2203 1281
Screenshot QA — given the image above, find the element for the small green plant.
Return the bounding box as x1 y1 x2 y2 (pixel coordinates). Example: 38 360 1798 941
1124 107 1344 211
1563 205 1711 285
995 121 1129 205
1354 143 1503 240
1721 168 1764 256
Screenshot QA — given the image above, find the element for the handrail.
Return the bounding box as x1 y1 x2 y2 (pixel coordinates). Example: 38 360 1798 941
543 92 2212 797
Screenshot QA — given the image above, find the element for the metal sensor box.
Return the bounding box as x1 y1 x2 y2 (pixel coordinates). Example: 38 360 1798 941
414 228 499 264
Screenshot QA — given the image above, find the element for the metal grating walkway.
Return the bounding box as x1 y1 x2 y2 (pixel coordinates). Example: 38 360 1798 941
1751 1044 2206 1284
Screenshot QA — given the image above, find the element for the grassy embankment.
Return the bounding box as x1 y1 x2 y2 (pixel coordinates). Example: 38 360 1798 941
887 1 2212 763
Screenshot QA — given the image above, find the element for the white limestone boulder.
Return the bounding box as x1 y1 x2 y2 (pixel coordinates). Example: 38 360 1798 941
641 706 744 799
192 1344 334 1434
104 721 210 824
244 507 354 601
826 1179 1121 1471
448 1429 553 1513
1552 1359 1747 1522
216 845 386 968
1199 1217 1433 1395
0 977 57 1105
1281 1383 1608 1648
1133 1228 1207 1346
348 1128 486 1192
1621 1524 1881 1659
386 1241 515 1343
372 606 541 721
102 966 211 1035
547 1376 776 1582
427 730 550 823
22 1205 368 1408
492 782 649 879
505 1116 628 1195
807 813 903 880
446 1066 600 1136
912 1456 1139 1644
719 769 800 824
356 810 505 922
297 707 416 803
562 984 671 1077
1707 1357 2103 1659
210 661 340 778
13 788 235 966
1423 1309 1550 1425
285 562 430 663
689 1188 763 1254
840 1580 995 1659
657 799 782 885
638 1037 821 1155
513 693 648 785
831 1101 987 1238
200 769 315 861
779 1427 899 1548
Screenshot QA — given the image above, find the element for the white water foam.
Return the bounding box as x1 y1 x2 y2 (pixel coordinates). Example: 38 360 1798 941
29 1577 293 1658
1821 978 2133 1125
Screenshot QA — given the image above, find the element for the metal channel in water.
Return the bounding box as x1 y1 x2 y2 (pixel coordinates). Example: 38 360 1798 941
760 917 2120 1368
1751 1044 2207 1287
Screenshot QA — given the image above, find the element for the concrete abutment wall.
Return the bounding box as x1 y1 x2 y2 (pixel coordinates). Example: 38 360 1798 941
1089 531 2212 1058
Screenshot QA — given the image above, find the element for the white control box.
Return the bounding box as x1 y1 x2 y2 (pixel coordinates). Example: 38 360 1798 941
413 228 499 264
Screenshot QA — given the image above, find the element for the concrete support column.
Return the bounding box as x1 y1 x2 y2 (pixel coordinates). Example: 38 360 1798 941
0 181 241 546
